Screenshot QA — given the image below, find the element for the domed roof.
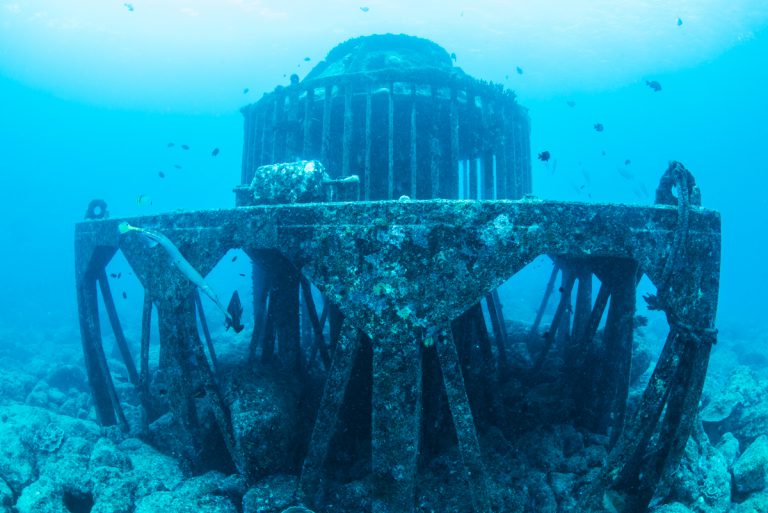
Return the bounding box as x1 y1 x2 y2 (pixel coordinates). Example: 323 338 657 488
303 34 460 83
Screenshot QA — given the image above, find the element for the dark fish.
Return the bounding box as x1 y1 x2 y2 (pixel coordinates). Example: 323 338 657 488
516 66 523 75
450 52 457 62
303 57 311 62
566 100 576 107
231 255 238 262
118 272 122 279
122 291 127 299
677 17 683 26
646 80 662 92
123 3 134 12
167 142 175 148
158 171 165 178
181 144 189 150
174 164 182 169
537 150 551 162
110 273 118 278
601 150 607 156
624 159 631 165
594 123 604 132
360 6 369 12
239 273 246 277
243 88 250 94
191 387 207 399
504 74 509 80
225 291 245 333
211 148 220 157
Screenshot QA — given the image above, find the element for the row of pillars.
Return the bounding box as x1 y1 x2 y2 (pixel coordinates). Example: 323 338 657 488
240 81 531 201
78 246 705 512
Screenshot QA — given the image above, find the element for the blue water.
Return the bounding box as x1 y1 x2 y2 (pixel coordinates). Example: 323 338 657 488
0 4 766 339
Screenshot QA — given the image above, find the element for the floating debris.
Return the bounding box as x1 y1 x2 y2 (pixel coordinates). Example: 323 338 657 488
566 100 576 108
625 159 632 165
123 3 134 12
158 171 165 178
617 166 635 180
601 150 607 156
303 57 311 62
646 80 662 92
677 17 683 26
360 6 369 12
122 291 127 299
167 142 175 148
516 66 524 75
136 194 152 206
594 123 605 132
174 164 182 169
211 148 220 157
181 144 190 150
537 150 551 162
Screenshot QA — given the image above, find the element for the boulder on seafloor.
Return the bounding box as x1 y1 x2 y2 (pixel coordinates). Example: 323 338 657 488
701 366 768 446
133 472 241 513
659 424 730 513
650 503 694 513
243 474 298 513
0 403 247 512
733 435 768 495
716 432 741 469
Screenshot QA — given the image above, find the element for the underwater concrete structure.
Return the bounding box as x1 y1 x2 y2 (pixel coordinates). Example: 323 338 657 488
75 35 720 513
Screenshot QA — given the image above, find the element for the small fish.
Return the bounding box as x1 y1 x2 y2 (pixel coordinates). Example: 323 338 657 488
303 57 311 62
136 194 152 206
537 150 551 162
677 17 683 26
181 144 189 150
504 74 509 80
645 80 662 92
450 52 457 62
211 148 220 157
123 3 134 12
516 66 523 75
601 150 607 156
174 164 182 169
110 273 118 278
225 291 245 333
594 123 604 132
118 272 122 279
191 387 207 399
566 100 576 107
158 171 165 178
243 88 250 95
231 255 238 262
239 273 246 277
167 142 175 148
360 6 369 12
122 291 127 299
624 159 631 165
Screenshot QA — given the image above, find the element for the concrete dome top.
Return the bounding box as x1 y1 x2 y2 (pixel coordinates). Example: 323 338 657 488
303 33 461 83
